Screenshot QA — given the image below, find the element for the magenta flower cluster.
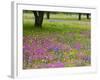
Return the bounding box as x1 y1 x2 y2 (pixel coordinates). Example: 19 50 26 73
23 35 90 69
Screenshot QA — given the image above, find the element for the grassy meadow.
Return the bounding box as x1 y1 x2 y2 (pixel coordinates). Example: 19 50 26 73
23 11 91 69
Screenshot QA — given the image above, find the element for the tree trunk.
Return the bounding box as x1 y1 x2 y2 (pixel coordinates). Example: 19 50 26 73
87 14 90 19
47 12 50 19
78 13 81 20
33 11 44 28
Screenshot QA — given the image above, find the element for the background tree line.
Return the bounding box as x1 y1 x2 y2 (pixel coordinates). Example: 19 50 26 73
23 10 91 28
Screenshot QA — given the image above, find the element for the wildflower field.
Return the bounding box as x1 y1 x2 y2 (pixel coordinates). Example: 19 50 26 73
23 11 91 69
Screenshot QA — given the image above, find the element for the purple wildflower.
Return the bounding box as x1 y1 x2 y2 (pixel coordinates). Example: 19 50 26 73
53 47 59 52
47 61 64 68
74 42 82 50
34 48 47 55
23 44 33 56
84 56 91 62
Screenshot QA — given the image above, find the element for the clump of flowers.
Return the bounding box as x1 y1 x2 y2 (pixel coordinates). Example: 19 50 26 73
23 34 91 69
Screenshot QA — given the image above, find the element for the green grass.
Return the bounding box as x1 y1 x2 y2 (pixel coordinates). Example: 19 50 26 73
24 12 90 43
23 12 90 44
24 12 90 46
24 18 90 46
23 17 90 35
